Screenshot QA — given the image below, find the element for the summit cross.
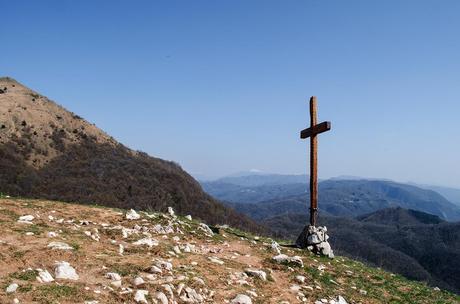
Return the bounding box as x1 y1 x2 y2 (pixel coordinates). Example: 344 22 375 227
300 96 331 227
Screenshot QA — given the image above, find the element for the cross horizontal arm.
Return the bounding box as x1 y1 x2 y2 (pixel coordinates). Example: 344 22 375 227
300 121 331 139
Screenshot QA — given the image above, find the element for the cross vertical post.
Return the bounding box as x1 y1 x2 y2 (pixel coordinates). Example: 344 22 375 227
300 96 331 227
309 97 318 226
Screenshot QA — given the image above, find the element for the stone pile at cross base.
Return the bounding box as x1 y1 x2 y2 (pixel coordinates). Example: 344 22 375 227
295 225 334 259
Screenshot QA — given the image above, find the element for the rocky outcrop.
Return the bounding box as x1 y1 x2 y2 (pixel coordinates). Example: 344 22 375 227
296 225 334 258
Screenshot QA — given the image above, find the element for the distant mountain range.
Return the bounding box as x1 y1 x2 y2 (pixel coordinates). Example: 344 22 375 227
202 175 460 222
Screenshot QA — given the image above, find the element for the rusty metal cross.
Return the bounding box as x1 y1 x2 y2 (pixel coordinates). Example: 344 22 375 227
300 96 331 226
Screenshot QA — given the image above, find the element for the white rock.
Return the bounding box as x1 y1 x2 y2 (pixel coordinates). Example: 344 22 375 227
295 275 306 284
54 261 79 280
154 291 169 304
36 269 54 283
134 290 149 303
13 299 20 304
245 269 267 281
133 237 159 247
198 223 214 236
329 296 348 304
126 209 140 220
231 294 252 304
6 283 18 293
47 241 73 250
271 241 282 254
185 215 192 220
167 207 175 217
208 257 224 265
18 215 34 223
154 259 173 271
47 231 58 238
84 301 99 304
133 276 145 286
272 254 304 267
106 272 122 281
119 244 124 255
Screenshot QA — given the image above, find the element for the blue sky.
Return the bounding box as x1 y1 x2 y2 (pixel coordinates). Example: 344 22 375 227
1 1 460 187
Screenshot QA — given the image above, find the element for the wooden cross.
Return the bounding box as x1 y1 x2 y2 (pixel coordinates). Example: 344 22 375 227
300 96 331 226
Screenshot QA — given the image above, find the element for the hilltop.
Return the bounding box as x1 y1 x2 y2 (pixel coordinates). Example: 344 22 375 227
0 77 261 233
0 197 458 304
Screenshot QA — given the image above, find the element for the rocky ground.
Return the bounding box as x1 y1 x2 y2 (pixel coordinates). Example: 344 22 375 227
0 197 458 304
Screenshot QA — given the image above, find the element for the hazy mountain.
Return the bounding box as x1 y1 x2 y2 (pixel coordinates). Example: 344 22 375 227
215 173 308 187
412 183 460 207
204 177 460 221
0 77 263 232
263 209 460 294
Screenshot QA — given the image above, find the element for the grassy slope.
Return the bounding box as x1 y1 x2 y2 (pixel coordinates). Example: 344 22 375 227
0 197 458 304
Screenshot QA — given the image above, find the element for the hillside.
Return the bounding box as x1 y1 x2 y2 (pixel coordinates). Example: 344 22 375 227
0 77 262 232
0 197 458 304
263 210 460 294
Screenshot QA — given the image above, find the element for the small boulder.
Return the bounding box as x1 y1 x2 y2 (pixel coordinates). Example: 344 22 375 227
126 209 140 220
134 290 149 303
244 269 267 281
54 261 79 280
231 294 252 304
47 241 73 250
6 283 18 293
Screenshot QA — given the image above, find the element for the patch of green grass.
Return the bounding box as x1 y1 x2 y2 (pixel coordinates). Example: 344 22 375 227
109 263 144 277
12 250 28 259
18 283 33 292
33 284 79 304
10 269 38 281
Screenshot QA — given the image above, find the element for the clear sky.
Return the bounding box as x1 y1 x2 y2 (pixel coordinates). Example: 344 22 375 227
2 1 460 187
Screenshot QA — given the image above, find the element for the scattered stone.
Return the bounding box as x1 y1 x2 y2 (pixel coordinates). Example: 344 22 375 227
208 256 224 265
133 237 159 247
271 241 282 254
231 294 252 304
47 231 58 238
272 254 304 267
359 289 367 295
134 290 149 303
329 296 348 304
36 269 54 283
295 275 306 284
47 241 73 250
245 269 267 281
18 215 34 224
154 291 169 304
185 215 192 220
198 223 214 236
119 244 124 255
126 209 140 220
6 283 18 293
54 261 79 280
167 206 175 217
105 272 122 281
133 276 145 286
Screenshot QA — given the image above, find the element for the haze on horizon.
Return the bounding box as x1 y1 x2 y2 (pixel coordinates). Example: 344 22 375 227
2 1 460 188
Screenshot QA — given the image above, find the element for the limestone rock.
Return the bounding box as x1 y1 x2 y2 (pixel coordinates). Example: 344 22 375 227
18 215 34 224
47 241 73 250
54 261 79 280
36 269 54 283
245 269 267 281
154 291 169 304
133 237 159 247
134 290 149 303
231 294 252 304
6 283 18 293
167 206 175 217
126 209 140 220
272 254 304 267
